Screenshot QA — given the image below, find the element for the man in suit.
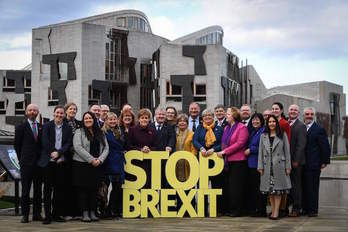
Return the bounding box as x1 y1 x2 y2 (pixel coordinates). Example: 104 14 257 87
215 104 228 128
287 104 307 217
303 107 330 217
99 104 110 127
150 107 176 186
89 104 102 127
14 104 43 223
188 102 201 132
38 105 72 224
240 104 253 134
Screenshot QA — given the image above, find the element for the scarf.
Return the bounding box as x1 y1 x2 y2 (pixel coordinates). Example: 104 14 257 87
203 122 216 148
176 128 189 151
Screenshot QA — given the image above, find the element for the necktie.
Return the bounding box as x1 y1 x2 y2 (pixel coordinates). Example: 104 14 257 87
157 124 161 131
32 121 38 141
192 120 196 132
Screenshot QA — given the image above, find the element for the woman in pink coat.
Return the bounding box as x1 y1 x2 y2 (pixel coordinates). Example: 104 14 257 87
217 107 249 217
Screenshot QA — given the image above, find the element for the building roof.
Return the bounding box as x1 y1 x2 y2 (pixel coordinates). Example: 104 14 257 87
172 25 223 44
34 9 152 33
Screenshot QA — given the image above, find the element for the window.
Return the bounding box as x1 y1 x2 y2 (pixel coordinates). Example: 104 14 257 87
88 85 101 105
58 62 67 80
48 87 59 106
195 84 206 95
3 77 15 92
15 101 25 115
0 100 6 114
105 37 123 81
117 17 126 27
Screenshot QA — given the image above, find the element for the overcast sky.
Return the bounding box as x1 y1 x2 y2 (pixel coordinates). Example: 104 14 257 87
0 0 347 107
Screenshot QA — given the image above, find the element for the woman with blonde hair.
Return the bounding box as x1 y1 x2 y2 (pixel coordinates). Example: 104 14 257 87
101 112 125 219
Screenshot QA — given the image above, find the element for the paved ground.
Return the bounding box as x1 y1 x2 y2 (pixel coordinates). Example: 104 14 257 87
0 207 347 232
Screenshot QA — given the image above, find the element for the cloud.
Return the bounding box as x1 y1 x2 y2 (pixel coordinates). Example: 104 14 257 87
0 49 31 69
0 33 31 51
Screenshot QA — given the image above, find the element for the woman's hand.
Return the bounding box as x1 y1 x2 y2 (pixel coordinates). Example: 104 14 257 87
91 158 101 167
200 148 207 157
286 168 291 176
216 150 225 158
206 148 214 156
258 169 264 176
141 146 150 153
244 149 250 156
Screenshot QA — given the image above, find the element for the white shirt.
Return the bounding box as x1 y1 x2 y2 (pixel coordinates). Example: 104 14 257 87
306 121 315 131
188 116 199 131
155 121 163 131
289 118 298 127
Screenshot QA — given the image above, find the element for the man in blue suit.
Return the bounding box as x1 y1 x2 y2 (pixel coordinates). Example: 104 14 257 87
38 105 72 224
303 107 330 217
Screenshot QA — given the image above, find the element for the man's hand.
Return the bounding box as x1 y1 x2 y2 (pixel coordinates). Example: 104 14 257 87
165 147 172 153
200 148 207 157
206 149 214 156
244 149 250 156
258 169 264 175
292 161 298 168
321 164 327 170
50 151 59 159
141 146 150 153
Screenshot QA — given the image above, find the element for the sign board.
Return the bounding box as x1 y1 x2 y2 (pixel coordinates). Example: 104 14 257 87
122 150 223 218
0 145 21 180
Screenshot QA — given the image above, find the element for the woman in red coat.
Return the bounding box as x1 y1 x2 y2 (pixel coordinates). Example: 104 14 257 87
272 102 291 144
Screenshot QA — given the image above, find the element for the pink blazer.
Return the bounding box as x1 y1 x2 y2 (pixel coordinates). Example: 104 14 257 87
223 123 249 162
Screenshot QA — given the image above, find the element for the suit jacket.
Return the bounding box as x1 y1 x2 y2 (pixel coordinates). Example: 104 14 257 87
215 118 228 128
38 120 73 168
305 122 331 170
290 119 307 165
223 122 249 162
258 132 292 192
150 122 176 152
14 120 42 167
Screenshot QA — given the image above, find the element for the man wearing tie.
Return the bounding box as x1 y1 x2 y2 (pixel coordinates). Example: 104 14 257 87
14 104 43 223
188 102 201 132
89 104 102 127
287 104 307 217
240 104 253 134
150 107 176 188
215 104 228 128
303 107 330 217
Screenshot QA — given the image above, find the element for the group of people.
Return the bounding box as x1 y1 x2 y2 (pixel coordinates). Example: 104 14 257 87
14 101 330 224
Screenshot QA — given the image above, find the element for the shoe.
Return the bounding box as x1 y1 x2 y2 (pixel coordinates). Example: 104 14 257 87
288 210 299 217
269 215 279 220
53 216 66 222
308 213 318 217
42 218 52 224
64 216 73 221
33 215 43 221
90 211 99 222
21 216 29 223
82 211 91 222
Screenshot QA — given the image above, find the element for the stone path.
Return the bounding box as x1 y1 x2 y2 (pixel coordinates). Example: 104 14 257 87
1 207 347 231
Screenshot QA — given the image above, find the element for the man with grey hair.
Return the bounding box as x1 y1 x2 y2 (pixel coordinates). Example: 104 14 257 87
99 104 110 127
188 102 201 132
14 104 43 223
287 104 307 217
302 106 330 217
150 107 176 187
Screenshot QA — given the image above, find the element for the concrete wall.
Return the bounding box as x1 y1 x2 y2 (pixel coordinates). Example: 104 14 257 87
158 44 227 112
32 23 83 120
127 31 168 112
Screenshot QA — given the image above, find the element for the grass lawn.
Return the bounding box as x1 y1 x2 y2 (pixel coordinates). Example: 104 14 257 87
0 200 15 209
332 155 348 161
